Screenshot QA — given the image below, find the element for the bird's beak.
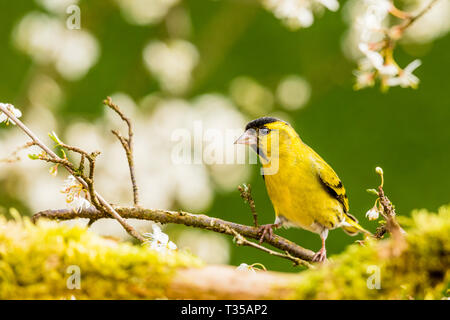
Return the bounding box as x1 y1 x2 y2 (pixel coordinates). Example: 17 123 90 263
234 129 257 146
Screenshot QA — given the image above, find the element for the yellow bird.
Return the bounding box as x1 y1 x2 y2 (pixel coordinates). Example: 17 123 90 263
235 117 370 262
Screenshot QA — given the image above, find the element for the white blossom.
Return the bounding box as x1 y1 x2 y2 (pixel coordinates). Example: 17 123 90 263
36 0 80 14
263 0 340 29
115 0 180 26
60 175 92 213
0 103 22 125
403 0 450 44
363 0 391 19
143 39 199 94
13 12 99 81
236 263 256 273
366 206 380 221
67 196 92 213
386 59 422 88
353 69 375 90
143 224 177 253
375 166 384 175
357 3 390 43
358 43 398 76
345 0 438 90
318 0 339 12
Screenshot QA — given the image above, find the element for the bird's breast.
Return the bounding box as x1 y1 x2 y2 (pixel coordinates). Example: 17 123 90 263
263 151 343 233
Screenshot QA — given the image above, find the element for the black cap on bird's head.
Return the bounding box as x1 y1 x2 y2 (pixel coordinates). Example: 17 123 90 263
235 117 288 146
235 117 292 163
235 117 290 162
244 117 280 131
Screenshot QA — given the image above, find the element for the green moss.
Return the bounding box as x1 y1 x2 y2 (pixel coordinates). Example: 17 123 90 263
0 206 448 299
0 216 202 299
289 205 450 299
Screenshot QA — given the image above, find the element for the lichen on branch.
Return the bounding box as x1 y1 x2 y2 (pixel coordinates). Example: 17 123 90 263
1 205 448 299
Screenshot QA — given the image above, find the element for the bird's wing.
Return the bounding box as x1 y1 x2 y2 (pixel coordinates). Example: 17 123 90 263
312 155 349 213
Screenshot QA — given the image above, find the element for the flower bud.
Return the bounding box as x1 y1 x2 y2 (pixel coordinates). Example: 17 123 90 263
375 166 384 175
366 206 380 221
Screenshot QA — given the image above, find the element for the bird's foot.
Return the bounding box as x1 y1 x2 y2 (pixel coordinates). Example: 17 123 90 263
312 247 327 262
257 223 279 244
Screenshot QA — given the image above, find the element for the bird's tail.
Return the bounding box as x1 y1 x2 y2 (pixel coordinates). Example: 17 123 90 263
341 213 372 236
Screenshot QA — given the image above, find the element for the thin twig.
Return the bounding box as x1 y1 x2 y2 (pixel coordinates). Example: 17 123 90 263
398 0 440 32
238 184 258 227
49 139 102 209
78 153 86 175
0 104 144 242
228 227 314 268
32 206 316 262
0 142 36 163
103 97 140 206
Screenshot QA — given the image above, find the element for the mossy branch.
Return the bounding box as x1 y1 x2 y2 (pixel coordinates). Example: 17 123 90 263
3 206 449 299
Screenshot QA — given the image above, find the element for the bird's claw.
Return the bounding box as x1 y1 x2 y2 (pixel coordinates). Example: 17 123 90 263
312 248 327 262
257 224 277 244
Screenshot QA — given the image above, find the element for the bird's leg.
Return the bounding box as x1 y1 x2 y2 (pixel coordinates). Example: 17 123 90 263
257 223 281 244
313 229 329 262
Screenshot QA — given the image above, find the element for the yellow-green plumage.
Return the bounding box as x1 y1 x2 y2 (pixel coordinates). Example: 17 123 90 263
236 117 369 260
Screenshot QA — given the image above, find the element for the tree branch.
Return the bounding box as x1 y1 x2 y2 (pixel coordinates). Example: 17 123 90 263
103 97 140 206
228 227 314 268
5 206 450 299
0 104 144 242
0 141 35 163
48 137 102 209
238 183 259 227
377 185 405 241
32 206 316 262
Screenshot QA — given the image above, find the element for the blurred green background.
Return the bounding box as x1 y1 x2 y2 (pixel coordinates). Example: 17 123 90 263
0 0 449 272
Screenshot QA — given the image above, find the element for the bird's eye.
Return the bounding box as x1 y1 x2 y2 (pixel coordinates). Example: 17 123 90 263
259 128 270 136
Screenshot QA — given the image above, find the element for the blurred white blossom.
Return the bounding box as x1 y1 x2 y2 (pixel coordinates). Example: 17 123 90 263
356 0 390 44
0 91 248 240
276 75 311 110
386 59 421 88
403 0 450 44
355 41 422 90
143 224 177 252
230 76 274 116
343 0 449 90
176 229 230 264
0 107 66 214
358 43 397 76
366 206 380 221
115 0 180 25
143 39 199 95
353 68 375 90
27 75 64 110
13 12 99 80
236 263 257 273
0 103 22 125
263 0 339 29
318 0 339 11
36 0 79 14
236 262 266 272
